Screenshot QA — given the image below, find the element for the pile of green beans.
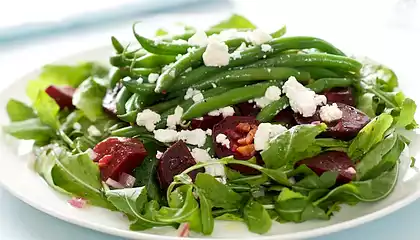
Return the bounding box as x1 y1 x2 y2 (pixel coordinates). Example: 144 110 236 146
108 25 362 127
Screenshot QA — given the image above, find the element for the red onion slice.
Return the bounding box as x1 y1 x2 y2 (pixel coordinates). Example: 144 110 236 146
105 178 124 189
178 223 190 237
68 197 87 208
119 172 136 188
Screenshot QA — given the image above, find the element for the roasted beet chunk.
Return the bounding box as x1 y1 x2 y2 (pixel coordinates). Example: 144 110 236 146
294 103 370 140
190 115 224 130
45 85 76 109
273 108 297 128
296 151 356 183
323 87 355 106
235 102 261 117
93 137 147 181
102 82 123 116
213 116 261 174
157 140 204 189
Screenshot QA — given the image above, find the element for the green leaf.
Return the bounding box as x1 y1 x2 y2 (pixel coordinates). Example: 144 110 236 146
3 118 54 142
360 58 398 92
195 173 242 209
209 14 256 30
6 99 37 122
243 199 272 234
106 187 148 218
356 134 404 180
356 93 380 118
270 25 287 38
261 124 327 169
295 172 338 189
33 91 60 129
314 138 349 148
395 98 416 128
348 113 393 160
72 77 107 122
315 162 399 205
197 190 214 235
50 151 113 209
214 212 244 222
155 28 168 36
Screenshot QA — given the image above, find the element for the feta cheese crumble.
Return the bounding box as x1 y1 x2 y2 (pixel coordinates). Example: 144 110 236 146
254 86 282 108
248 29 272 45
230 51 242 60
148 73 159 83
254 123 287 151
176 54 183 61
184 88 204 103
191 148 225 177
203 39 230 67
261 44 272 52
282 76 327 117
216 133 230 148
319 103 343 122
172 39 188 45
86 148 97 160
153 129 207 147
344 167 357 174
136 109 161 132
206 129 213 136
87 125 101 137
167 106 184 129
156 151 163 159
154 129 179 143
208 106 235 117
72 122 82 131
188 31 208 47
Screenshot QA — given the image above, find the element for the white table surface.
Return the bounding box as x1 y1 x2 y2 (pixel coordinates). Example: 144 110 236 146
0 0 419 239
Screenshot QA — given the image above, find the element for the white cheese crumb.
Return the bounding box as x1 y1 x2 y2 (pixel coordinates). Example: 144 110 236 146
206 129 213 136
207 106 235 117
184 88 203 103
148 73 159 83
211 83 217 88
203 39 230 67
236 42 248 51
195 117 204 120
178 129 207 147
156 151 163 159
172 39 188 45
136 109 161 132
192 92 204 103
216 133 230 148
253 86 282 108
187 47 197 53
167 106 184 129
154 129 179 142
176 54 183 61
86 148 97 160
344 167 357 174
136 77 144 84
254 123 287 151
261 44 273 52
87 125 101 137
248 29 272 45
188 31 208 47
319 103 343 122
283 76 327 117
230 51 242 60
191 148 212 163
72 122 82 131
191 148 225 178
169 69 176 77
162 63 174 72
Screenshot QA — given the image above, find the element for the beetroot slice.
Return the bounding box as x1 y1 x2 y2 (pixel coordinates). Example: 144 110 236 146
93 137 148 181
296 151 356 183
323 87 355 106
212 116 261 174
190 115 224 130
294 103 370 140
157 140 204 189
45 85 76 109
235 102 261 117
273 108 297 128
102 83 123 116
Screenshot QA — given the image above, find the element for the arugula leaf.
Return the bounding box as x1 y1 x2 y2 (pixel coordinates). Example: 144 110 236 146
243 199 272 234
315 162 399 205
72 77 107 122
50 151 113 209
26 62 106 102
6 99 37 122
356 93 380 118
395 98 417 128
348 113 393 160
295 172 338 189
155 28 168 36
197 190 214 235
314 138 349 148
3 118 54 142
214 212 244 222
356 134 404 181
275 188 328 222
34 91 60 129
106 187 148 218
270 25 287 38
261 123 327 169
360 58 398 92
195 173 242 209
209 14 256 30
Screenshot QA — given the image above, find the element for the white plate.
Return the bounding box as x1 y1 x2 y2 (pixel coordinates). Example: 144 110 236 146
1 45 420 240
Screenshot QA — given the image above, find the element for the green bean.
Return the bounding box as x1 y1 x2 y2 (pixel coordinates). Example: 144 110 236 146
306 77 354 93
110 54 176 68
111 125 148 137
121 78 156 95
191 67 310 90
169 37 346 92
148 97 184 113
256 96 289 122
295 67 339 79
182 82 279 120
115 87 132 115
247 53 362 73
117 110 138 123
155 38 247 93
109 68 123 88
166 28 251 41
125 93 138 113
111 36 124 54
133 26 190 55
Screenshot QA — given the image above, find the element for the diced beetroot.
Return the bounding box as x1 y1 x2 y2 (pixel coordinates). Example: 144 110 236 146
323 87 355 106
213 116 261 174
190 115 224 130
294 103 370 140
235 102 261 117
296 151 356 183
102 83 123 116
157 140 204 189
93 137 148 181
45 85 76 109
273 108 297 128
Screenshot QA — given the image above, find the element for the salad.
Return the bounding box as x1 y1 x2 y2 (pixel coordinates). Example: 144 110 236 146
3 14 418 236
